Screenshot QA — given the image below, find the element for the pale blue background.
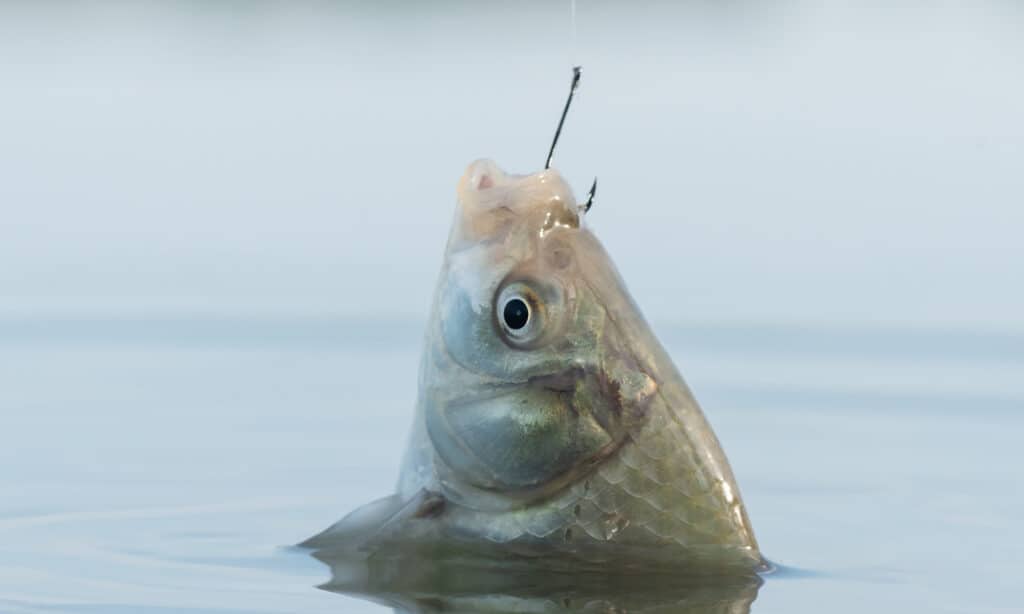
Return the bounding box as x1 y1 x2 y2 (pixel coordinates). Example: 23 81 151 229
2 2 1022 328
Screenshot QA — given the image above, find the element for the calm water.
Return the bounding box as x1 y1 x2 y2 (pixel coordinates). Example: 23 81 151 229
1 317 1021 613
1 2 1022 612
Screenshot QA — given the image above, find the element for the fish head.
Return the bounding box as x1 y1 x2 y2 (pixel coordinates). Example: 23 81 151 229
423 159 664 503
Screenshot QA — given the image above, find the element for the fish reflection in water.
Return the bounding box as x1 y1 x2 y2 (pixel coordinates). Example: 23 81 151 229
312 549 762 614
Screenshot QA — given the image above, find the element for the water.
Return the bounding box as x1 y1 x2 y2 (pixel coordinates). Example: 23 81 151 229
1 2 1022 613
1 317 1020 612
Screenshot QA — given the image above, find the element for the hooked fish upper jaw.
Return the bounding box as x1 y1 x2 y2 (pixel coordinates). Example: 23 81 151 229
457 158 577 207
451 159 581 249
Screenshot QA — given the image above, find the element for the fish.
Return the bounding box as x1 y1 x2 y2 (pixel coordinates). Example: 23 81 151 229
302 156 763 574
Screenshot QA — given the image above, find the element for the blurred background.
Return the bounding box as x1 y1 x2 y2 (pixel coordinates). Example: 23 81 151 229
3 1 1022 326
0 2 1021 613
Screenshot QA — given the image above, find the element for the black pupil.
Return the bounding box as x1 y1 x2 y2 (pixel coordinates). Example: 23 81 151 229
503 298 529 330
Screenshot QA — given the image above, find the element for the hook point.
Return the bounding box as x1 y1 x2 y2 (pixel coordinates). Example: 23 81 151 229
581 177 597 213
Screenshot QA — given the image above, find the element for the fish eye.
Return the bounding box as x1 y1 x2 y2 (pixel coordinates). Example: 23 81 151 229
495 281 547 347
502 298 530 330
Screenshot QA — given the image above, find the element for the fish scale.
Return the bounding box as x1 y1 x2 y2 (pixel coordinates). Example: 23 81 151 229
425 392 759 571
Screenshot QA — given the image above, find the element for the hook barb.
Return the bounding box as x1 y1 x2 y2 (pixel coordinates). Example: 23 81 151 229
581 177 597 213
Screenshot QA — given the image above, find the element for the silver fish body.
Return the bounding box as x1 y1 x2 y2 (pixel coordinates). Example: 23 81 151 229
305 160 762 573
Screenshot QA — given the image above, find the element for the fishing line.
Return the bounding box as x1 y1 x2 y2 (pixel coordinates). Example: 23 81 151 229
570 0 577 66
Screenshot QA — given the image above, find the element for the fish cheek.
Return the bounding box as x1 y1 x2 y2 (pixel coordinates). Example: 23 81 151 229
439 286 508 375
426 387 614 493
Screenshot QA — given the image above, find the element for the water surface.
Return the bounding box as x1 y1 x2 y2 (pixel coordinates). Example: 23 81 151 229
1 316 1020 613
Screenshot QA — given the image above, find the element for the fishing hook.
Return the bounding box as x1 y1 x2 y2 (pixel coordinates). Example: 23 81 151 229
545 66 597 213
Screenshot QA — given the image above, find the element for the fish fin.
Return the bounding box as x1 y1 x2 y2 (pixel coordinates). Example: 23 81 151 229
299 490 444 551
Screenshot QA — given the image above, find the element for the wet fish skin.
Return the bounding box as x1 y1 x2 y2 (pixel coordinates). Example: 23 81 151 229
305 159 761 572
